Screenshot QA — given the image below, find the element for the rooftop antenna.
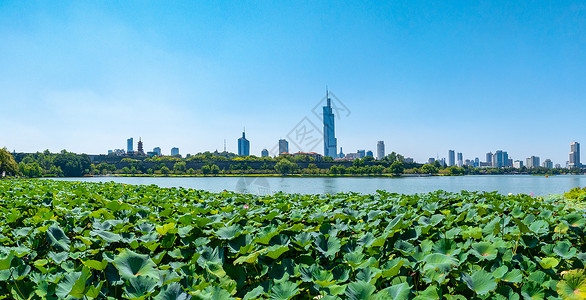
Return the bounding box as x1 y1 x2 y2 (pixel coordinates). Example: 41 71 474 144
326 85 330 106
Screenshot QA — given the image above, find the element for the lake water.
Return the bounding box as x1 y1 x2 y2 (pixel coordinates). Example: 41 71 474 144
48 175 586 196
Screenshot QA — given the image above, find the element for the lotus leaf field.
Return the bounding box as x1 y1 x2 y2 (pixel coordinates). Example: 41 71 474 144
0 179 585 300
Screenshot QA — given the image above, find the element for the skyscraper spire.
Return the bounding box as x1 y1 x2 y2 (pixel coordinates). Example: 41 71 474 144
323 88 337 157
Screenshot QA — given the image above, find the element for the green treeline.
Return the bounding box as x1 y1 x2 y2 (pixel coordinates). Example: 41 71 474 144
6 149 584 178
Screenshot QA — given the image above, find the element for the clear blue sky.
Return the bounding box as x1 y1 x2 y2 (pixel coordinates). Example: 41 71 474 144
1 1 585 165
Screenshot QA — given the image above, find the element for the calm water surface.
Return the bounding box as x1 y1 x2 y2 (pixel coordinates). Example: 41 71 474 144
48 175 586 196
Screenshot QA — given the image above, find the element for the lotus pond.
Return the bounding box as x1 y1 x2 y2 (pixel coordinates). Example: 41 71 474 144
0 179 585 299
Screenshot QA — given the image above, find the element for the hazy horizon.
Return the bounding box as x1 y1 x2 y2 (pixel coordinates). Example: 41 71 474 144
2 1 585 165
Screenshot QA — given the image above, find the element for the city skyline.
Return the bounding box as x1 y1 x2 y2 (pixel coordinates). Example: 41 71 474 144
1 2 586 164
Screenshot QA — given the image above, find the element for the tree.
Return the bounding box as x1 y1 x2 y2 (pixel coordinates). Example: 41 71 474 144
160 165 170 175
275 159 297 175
363 156 375 163
389 161 404 175
173 162 187 174
420 164 438 174
0 148 19 177
201 165 211 175
211 164 220 175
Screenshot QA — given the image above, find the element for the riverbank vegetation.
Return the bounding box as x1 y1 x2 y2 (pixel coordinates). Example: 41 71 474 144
0 179 585 299
9 150 584 178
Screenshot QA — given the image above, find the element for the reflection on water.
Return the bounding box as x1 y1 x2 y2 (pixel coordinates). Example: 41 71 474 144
48 175 586 196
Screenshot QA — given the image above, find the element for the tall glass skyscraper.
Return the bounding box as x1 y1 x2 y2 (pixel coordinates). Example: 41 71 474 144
323 90 337 158
570 141 581 168
377 141 385 160
238 131 250 156
448 150 455 166
127 137 133 152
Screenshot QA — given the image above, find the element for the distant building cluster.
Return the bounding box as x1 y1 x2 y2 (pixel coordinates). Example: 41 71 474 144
108 137 180 158
435 142 582 170
106 90 582 169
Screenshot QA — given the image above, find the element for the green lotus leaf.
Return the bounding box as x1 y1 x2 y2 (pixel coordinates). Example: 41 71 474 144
373 282 411 300
46 225 70 251
344 251 366 269
254 225 280 245
83 259 108 271
529 220 549 235
381 258 404 278
266 245 289 260
492 265 508 279
537 257 559 269
55 267 91 299
48 251 69 264
521 281 544 300
553 241 577 259
85 281 104 299
355 267 381 285
432 239 459 256
270 281 299 300
215 224 242 240
0 251 14 270
228 234 253 254
152 282 192 300
113 249 159 280
345 281 376 300
461 270 497 295
315 235 341 259
556 269 586 300
462 227 482 239
357 232 375 248
470 242 498 260
91 230 122 243
494 286 520 300
156 223 176 236
563 214 586 229
243 286 265 300
394 240 415 255
501 269 523 283
423 253 459 274
192 286 232 300
414 285 441 300
313 269 335 287
234 249 266 265
123 275 158 299
328 284 347 296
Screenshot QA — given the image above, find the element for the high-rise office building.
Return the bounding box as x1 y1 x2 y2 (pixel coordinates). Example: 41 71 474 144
542 159 553 169
526 156 540 168
278 139 289 154
238 131 250 156
137 138 144 154
377 141 385 160
366 150 373 157
153 147 161 155
448 150 455 167
486 152 493 167
513 160 523 168
127 138 133 153
261 149 269 157
357 150 366 159
492 150 505 168
171 147 179 156
457 152 463 167
569 141 581 168
323 90 337 158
